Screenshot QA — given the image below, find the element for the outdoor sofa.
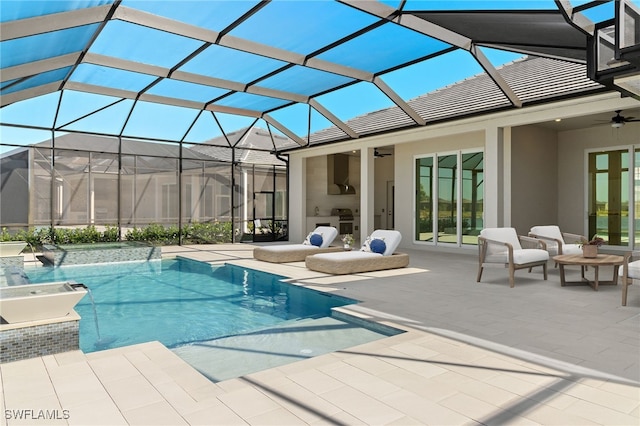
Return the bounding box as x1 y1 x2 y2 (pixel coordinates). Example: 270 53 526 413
305 230 408 274
253 226 342 263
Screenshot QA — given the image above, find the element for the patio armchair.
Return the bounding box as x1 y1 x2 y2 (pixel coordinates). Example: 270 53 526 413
619 252 639 306
477 227 549 288
528 225 584 259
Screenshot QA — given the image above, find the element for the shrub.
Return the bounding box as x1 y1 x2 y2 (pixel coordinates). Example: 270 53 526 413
1 222 235 247
182 221 233 244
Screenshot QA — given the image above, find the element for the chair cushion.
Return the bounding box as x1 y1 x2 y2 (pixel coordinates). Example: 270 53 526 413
560 244 582 256
530 226 564 242
513 249 549 264
484 248 548 265
480 228 522 251
619 259 640 278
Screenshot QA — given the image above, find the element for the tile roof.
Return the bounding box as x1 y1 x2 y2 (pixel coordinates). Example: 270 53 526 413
306 56 605 146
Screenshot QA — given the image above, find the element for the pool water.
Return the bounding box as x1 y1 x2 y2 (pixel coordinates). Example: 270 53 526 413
22 259 397 380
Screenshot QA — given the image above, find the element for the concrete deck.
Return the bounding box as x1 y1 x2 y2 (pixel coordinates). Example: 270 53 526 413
1 244 638 425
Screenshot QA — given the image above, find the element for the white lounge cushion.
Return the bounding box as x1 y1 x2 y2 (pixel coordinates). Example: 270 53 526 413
361 230 402 256
302 226 338 248
619 259 640 278
311 251 383 262
257 244 321 253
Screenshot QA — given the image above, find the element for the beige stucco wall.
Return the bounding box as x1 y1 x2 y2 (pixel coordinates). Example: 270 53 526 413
305 155 360 218
373 154 394 229
510 125 559 235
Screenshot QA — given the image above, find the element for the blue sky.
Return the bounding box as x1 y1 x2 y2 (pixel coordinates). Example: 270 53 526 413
0 0 634 152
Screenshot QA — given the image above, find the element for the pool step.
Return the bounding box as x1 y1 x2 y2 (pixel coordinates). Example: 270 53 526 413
171 316 387 383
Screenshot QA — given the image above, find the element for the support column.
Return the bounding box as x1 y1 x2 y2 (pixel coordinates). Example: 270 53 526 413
484 126 510 228
288 155 306 243
360 148 375 240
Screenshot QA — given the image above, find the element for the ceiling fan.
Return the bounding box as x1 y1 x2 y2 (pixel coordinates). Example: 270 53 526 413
609 110 639 128
374 148 392 158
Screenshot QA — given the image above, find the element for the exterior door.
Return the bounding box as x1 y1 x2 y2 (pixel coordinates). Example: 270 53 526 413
588 149 629 247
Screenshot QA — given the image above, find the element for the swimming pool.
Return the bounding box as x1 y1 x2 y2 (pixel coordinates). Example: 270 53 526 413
22 259 397 380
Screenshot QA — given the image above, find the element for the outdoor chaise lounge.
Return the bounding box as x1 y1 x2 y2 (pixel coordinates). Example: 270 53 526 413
305 230 409 274
0 241 28 257
253 226 342 263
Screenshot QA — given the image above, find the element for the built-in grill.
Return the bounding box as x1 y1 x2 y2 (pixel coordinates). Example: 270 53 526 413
331 208 354 235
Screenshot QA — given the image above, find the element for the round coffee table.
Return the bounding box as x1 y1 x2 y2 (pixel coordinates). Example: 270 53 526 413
552 253 624 291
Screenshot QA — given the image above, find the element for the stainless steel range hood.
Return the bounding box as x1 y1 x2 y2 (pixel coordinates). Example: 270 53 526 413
327 154 356 195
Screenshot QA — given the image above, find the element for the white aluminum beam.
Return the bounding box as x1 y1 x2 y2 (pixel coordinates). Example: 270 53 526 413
555 1 595 35
83 53 170 78
471 45 523 108
114 7 377 85
373 76 426 125
138 93 204 110
246 86 308 104
203 104 262 118
338 0 472 49
83 53 308 103
309 99 358 139
0 5 112 41
262 114 306 146
1 53 80 82
171 70 245 93
304 57 374 82
64 81 265 118
0 82 60 107
218 34 306 65
113 6 220 44
63 81 139 100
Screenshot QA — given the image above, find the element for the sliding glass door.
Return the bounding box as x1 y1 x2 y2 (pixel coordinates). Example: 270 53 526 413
415 150 483 246
587 149 630 247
